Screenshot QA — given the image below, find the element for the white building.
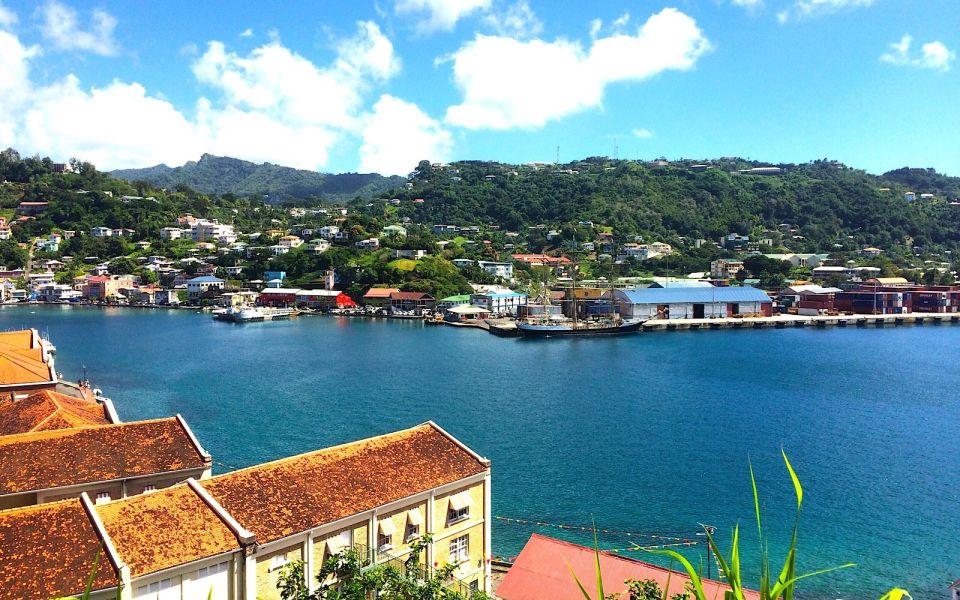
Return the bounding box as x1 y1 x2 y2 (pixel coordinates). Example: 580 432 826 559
476 261 513 280
90 226 113 238
470 291 528 316
319 225 340 239
191 220 236 244
186 276 225 300
278 235 304 249
160 227 183 240
356 238 381 250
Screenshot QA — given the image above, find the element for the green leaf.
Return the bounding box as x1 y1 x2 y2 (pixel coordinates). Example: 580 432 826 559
593 520 605 600
782 449 803 512
565 559 594 600
643 548 706 600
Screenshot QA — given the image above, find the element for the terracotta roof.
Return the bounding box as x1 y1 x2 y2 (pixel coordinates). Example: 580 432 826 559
363 287 401 298
202 422 488 543
0 390 113 436
0 330 54 389
497 534 760 600
0 500 119 599
389 291 434 301
97 482 242 577
0 417 210 495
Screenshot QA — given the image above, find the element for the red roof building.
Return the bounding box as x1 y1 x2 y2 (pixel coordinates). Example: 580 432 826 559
497 534 759 600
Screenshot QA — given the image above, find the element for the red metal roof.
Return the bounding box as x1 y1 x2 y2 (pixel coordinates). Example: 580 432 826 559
497 534 759 600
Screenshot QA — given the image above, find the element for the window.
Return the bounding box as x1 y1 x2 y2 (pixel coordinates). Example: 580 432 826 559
197 561 229 578
95 492 111 505
449 534 469 563
405 522 420 542
406 508 423 542
269 554 290 572
447 491 472 524
142 485 156 493
378 518 396 550
470 580 479 592
134 578 175 599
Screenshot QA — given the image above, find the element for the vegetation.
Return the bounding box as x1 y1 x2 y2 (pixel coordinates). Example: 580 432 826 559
276 535 488 600
569 453 911 600
110 153 405 203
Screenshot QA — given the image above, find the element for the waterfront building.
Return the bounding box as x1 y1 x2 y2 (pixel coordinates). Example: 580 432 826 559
608 286 773 320
444 305 491 322
294 290 357 310
388 291 436 312
470 291 528 316
362 287 400 307
0 329 58 396
0 415 211 509
186 276 226 301
0 389 118 436
438 294 471 310
258 288 300 307
0 422 492 600
498 534 757 600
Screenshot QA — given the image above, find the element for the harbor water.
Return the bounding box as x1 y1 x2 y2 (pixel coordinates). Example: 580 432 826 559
3 305 957 599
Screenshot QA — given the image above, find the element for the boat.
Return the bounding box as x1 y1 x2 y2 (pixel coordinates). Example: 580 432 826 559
517 318 643 337
516 243 643 338
213 305 298 323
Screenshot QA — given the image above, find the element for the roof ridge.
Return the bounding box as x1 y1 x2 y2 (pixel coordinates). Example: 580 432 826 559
208 422 435 480
0 415 179 445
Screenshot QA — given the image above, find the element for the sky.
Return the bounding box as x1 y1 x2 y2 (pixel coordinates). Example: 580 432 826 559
0 0 957 176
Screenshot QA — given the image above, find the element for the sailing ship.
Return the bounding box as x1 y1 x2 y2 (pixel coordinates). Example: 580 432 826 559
516 252 642 338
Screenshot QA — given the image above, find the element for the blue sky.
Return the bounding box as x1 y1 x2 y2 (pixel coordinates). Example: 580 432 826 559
0 0 957 175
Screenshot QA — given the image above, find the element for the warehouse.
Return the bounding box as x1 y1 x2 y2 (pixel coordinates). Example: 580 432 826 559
606 286 773 320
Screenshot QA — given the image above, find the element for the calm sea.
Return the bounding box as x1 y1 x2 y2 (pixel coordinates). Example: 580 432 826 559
3 305 957 599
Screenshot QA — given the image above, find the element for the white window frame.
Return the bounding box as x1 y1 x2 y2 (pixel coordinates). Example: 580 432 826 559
95 492 111 505
142 484 157 494
405 522 420 542
378 531 393 552
449 534 469 563
448 506 469 524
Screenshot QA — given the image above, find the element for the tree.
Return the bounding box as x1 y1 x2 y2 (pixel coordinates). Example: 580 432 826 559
0 240 27 270
276 535 489 600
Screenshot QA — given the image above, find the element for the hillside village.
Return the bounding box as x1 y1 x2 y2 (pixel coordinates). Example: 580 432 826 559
2 149 960 319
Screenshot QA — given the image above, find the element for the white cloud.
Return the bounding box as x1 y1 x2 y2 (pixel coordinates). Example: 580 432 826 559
881 34 955 72
632 128 653 139
359 95 453 175
482 1 542 39
777 0 873 23
395 0 491 33
240 28 253 38
445 8 710 130
0 1 17 28
0 19 445 174
38 1 118 56
731 0 763 10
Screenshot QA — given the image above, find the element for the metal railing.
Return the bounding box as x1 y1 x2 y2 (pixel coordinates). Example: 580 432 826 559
351 543 478 597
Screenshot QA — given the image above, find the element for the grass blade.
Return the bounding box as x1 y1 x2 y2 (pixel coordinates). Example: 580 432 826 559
644 548 706 600
781 449 803 512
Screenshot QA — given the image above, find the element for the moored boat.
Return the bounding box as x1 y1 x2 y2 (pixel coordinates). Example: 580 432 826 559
517 318 643 337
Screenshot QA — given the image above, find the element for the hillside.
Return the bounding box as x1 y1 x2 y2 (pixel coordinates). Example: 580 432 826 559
111 154 405 202
354 158 960 256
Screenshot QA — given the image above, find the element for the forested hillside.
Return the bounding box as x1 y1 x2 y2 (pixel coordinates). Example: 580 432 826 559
360 158 960 254
111 154 405 202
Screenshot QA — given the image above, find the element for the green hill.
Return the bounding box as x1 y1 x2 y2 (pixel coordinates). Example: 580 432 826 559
111 154 405 202
356 157 960 255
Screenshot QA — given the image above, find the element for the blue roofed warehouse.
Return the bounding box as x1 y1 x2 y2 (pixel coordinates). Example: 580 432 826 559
605 286 773 320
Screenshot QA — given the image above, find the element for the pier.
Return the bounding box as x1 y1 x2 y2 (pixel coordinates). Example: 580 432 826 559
640 312 960 331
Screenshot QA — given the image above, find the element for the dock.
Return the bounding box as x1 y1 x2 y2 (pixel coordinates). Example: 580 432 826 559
640 312 960 331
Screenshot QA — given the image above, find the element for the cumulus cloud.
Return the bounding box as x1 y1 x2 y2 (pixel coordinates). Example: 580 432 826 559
881 34 955 73
359 95 453 175
395 0 491 33
482 1 542 39
632 128 653 139
777 0 873 23
240 28 253 38
0 19 447 174
445 8 710 130
38 1 118 56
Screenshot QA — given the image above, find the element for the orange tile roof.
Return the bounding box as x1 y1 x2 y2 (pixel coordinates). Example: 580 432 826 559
97 483 242 577
0 329 55 389
202 422 488 543
0 390 113 436
0 417 210 495
363 287 401 298
0 500 119 599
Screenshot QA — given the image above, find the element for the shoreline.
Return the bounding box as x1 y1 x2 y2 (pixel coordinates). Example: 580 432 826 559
8 302 960 335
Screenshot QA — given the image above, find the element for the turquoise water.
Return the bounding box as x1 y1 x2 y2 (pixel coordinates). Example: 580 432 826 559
3 306 957 599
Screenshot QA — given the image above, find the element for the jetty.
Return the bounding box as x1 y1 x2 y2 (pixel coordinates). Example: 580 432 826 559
640 312 960 331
